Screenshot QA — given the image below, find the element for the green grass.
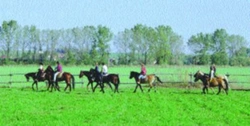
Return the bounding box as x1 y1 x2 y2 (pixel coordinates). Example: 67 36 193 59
1 65 250 125
0 87 250 125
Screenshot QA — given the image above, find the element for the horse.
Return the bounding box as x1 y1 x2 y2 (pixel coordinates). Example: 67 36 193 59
89 68 120 93
129 71 163 93
79 70 95 91
193 70 229 95
24 72 48 91
44 65 75 92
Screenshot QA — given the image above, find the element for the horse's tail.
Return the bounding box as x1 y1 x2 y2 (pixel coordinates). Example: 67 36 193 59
155 75 163 84
223 75 229 91
117 74 120 85
71 74 75 90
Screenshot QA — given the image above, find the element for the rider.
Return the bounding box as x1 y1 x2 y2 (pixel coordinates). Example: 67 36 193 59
138 63 147 84
53 61 62 82
101 62 108 76
94 62 102 81
209 63 216 79
37 62 44 79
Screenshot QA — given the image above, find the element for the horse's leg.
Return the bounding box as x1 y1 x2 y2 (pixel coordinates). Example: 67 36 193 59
93 83 99 92
47 80 51 91
148 82 154 92
206 86 209 94
133 84 139 93
68 79 72 92
50 81 54 92
91 82 94 92
210 87 215 94
107 82 113 91
64 84 71 92
148 87 152 92
154 83 157 92
64 82 68 91
202 84 208 94
64 79 71 92
217 85 221 95
225 88 228 95
55 81 60 91
101 82 105 93
87 82 90 91
32 82 35 91
138 84 143 93
51 82 55 92
114 84 119 93
36 81 38 91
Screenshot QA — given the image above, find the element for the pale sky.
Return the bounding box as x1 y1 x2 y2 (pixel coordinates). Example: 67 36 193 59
1 0 250 43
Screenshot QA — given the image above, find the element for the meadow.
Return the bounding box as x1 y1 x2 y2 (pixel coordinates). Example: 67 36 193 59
1 65 250 125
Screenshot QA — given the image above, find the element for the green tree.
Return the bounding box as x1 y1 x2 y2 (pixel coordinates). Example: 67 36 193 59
227 35 248 66
154 25 172 64
0 20 18 61
187 33 212 64
131 24 151 64
95 25 113 63
211 29 229 65
114 29 133 65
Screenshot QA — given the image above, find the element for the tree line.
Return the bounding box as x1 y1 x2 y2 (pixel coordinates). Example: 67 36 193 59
0 20 249 66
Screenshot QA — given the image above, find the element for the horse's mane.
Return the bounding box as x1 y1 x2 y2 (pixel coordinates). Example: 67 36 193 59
45 65 54 72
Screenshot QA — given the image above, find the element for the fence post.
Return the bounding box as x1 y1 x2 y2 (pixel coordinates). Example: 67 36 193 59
81 78 84 88
9 72 13 88
189 73 193 85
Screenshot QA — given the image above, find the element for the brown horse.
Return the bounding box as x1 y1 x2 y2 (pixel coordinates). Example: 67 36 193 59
24 72 48 91
79 70 95 91
89 68 121 93
44 65 75 92
129 71 163 93
193 70 229 95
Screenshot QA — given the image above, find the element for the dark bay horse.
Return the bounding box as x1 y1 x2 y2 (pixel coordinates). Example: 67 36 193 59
79 70 95 91
24 72 48 91
193 70 229 95
44 66 75 92
129 71 163 93
89 69 120 93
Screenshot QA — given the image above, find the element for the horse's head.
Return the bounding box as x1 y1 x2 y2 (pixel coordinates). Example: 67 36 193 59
24 74 30 82
45 65 54 73
79 71 84 78
193 70 205 82
129 71 139 79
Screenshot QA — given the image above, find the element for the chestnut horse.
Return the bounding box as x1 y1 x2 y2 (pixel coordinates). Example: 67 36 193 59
193 70 229 95
24 72 48 91
129 71 163 93
44 65 75 92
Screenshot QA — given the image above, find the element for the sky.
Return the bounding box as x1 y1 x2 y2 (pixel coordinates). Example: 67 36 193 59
1 0 250 44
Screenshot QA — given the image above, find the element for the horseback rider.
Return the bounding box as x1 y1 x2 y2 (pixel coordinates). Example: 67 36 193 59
53 61 62 82
101 62 108 76
37 62 45 79
137 63 147 84
209 63 216 81
94 62 102 81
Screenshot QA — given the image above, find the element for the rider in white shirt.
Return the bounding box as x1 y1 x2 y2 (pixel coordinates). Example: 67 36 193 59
101 62 108 76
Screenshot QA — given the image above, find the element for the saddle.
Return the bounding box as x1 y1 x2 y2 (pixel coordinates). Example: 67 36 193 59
140 75 147 82
56 72 64 78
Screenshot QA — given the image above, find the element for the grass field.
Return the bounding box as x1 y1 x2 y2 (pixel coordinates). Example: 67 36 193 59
0 87 250 125
1 65 250 125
